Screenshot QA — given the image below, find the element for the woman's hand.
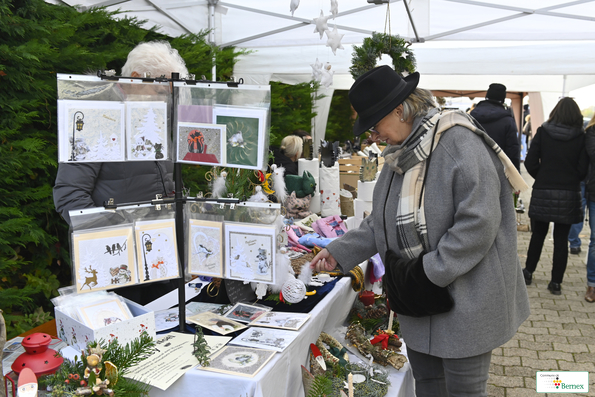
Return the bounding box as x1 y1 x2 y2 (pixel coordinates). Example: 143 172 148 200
309 248 338 272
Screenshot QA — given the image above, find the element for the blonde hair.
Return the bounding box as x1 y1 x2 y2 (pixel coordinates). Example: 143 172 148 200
400 88 438 122
587 113 595 130
280 135 303 159
121 41 189 78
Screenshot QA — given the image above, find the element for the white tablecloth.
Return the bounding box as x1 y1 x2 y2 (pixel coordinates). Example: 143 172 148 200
150 264 414 397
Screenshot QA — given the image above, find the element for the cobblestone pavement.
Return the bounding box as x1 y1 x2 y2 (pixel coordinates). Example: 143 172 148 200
487 165 595 396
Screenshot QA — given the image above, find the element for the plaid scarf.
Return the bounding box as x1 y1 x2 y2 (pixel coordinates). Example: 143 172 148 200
384 109 528 260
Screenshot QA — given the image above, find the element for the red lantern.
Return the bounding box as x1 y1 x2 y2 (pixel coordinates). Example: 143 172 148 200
11 333 64 376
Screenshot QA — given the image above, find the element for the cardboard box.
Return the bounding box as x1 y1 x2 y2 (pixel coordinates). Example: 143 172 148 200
54 298 156 351
338 156 384 189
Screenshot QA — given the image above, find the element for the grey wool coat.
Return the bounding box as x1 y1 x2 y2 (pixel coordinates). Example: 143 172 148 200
326 116 530 359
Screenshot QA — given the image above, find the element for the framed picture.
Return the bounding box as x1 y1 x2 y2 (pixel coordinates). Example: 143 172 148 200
225 223 276 284
177 122 226 166
230 327 299 352
76 298 132 330
135 219 180 283
187 311 247 335
126 101 168 161
212 106 268 170
72 226 136 292
250 311 311 331
198 346 276 378
187 219 224 277
58 99 125 163
223 302 271 324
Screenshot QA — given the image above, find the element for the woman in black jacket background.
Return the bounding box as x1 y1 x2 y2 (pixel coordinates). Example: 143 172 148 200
523 97 589 295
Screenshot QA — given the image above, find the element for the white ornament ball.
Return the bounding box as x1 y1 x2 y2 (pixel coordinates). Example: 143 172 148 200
281 278 307 303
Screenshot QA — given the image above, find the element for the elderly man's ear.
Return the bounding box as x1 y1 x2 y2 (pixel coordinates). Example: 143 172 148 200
131 71 140 77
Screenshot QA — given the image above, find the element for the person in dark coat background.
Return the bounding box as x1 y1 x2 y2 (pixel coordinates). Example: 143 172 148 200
270 135 303 175
523 97 588 295
471 83 521 170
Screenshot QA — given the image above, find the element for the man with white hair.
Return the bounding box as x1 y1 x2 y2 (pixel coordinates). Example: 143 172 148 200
53 41 188 304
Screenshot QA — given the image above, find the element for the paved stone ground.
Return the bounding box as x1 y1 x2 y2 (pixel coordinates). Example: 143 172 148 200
487 166 595 396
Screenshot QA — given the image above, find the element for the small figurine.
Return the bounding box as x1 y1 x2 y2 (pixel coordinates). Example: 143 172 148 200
17 368 38 397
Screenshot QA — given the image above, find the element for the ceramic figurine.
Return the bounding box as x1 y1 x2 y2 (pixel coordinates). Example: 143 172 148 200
17 368 38 397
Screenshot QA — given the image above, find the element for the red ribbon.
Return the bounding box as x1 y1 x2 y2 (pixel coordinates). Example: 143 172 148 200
370 334 390 349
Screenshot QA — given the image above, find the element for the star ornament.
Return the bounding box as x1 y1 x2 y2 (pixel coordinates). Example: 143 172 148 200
310 57 323 80
325 25 345 55
330 0 338 19
313 10 330 39
401 52 409 59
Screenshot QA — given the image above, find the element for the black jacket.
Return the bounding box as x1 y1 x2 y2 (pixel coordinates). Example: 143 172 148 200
471 100 520 170
525 122 588 224
584 126 595 201
269 146 298 175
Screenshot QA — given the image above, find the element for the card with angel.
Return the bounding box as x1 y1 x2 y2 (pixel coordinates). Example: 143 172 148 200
134 219 180 283
187 219 224 277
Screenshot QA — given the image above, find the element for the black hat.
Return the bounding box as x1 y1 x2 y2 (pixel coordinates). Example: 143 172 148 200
486 83 506 103
349 66 420 136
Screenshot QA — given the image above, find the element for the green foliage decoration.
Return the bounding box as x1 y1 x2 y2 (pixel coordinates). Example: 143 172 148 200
307 375 334 397
192 325 211 367
41 332 155 397
0 0 244 339
269 80 323 147
350 32 416 80
324 89 355 144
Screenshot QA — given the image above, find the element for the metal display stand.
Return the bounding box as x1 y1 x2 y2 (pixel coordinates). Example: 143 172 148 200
61 71 272 333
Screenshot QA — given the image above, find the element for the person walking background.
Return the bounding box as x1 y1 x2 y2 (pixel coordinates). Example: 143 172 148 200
471 83 521 170
523 97 588 295
581 114 595 302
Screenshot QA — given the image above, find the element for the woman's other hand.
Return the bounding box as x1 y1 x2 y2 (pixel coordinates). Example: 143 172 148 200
309 248 338 272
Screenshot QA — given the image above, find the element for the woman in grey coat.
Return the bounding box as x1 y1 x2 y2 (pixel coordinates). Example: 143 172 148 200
310 66 530 396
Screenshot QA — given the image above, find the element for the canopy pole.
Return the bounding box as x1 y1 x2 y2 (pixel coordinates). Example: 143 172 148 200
562 74 567 97
208 0 217 80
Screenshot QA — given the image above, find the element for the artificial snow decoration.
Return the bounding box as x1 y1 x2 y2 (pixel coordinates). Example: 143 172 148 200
270 249 295 294
248 185 269 203
310 58 323 81
313 10 330 39
298 261 313 287
325 24 345 55
271 164 288 203
212 171 228 198
290 0 300 16
281 278 307 303
320 63 334 88
330 0 338 18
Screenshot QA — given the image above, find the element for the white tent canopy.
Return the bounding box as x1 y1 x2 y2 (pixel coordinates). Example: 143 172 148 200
47 0 595 140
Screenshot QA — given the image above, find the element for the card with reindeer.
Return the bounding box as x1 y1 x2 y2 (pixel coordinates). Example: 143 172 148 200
72 225 137 293
187 219 224 278
134 219 180 284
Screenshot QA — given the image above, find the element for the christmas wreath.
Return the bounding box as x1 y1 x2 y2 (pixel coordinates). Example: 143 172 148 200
350 32 416 80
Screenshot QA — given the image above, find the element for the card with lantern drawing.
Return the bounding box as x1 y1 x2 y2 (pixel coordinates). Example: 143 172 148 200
126 101 168 161
72 226 137 293
58 99 126 163
176 122 226 166
187 219 224 278
134 219 180 283
224 222 276 284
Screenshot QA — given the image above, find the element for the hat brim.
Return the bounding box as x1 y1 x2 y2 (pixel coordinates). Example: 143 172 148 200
352 72 420 136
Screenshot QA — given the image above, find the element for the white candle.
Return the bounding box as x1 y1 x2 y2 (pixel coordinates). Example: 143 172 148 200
387 310 394 331
348 373 354 397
